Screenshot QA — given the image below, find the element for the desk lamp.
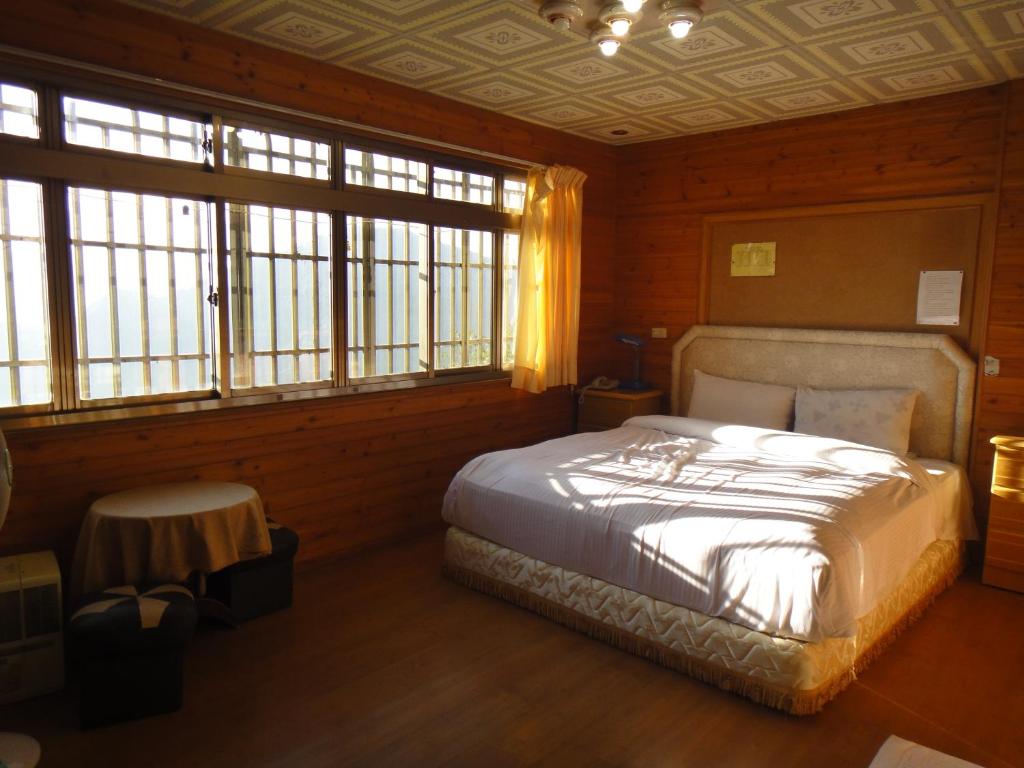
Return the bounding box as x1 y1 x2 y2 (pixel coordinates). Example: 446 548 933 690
617 333 650 391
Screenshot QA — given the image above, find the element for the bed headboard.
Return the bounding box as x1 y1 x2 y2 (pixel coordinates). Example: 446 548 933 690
671 326 976 465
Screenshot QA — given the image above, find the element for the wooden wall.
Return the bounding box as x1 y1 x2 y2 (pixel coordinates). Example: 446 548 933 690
614 83 1022 516
976 80 1024 506
1 0 1021 566
0 0 615 566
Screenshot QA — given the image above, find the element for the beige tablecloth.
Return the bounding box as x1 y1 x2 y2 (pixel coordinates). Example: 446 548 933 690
71 481 271 601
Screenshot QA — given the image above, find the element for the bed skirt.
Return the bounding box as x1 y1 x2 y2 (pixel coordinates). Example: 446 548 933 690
442 526 963 715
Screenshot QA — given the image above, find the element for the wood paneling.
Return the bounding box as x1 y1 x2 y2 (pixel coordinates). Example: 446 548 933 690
975 80 1024 509
1 381 572 567
0 0 614 566
615 84 1020 522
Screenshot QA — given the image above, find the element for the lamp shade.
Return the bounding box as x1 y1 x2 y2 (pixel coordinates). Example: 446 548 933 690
0 429 10 532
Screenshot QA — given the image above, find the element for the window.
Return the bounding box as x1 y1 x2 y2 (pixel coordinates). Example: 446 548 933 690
223 125 330 180
501 231 520 370
502 178 526 214
67 187 215 401
63 96 211 164
0 179 50 407
0 75 522 418
433 167 494 205
0 83 39 139
227 204 332 389
346 217 428 379
434 227 493 370
344 148 427 195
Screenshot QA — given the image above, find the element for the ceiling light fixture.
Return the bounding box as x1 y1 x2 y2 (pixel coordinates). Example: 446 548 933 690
539 0 584 30
599 2 636 37
659 0 703 39
539 0 702 54
590 27 622 56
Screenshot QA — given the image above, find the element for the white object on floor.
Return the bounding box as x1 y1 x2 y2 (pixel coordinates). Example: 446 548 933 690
869 735 984 768
0 732 41 768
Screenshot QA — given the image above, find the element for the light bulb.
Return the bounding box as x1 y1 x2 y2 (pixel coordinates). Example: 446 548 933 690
609 17 631 36
623 0 643 11
669 19 693 38
598 38 620 56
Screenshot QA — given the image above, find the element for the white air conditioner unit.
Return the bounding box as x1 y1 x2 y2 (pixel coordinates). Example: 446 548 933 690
0 551 64 704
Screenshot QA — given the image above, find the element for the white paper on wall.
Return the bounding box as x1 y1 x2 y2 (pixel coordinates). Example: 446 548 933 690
916 270 963 326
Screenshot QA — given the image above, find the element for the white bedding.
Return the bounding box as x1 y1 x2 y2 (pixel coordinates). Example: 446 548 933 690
441 415 976 643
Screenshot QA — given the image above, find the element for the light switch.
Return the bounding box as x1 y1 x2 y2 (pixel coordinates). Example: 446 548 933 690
984 355 1000 376
651 327 667 339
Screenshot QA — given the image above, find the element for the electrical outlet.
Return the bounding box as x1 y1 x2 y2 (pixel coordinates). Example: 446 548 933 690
984 355 1000 376
651 327 667 339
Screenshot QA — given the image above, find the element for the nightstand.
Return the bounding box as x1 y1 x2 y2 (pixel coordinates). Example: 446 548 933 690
983 436 1024 593
576 389 663 433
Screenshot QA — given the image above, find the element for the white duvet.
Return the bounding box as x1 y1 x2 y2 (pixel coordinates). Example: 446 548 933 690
442 415 976 642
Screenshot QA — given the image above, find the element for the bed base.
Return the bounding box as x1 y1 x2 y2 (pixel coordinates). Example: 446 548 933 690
442 526 963 715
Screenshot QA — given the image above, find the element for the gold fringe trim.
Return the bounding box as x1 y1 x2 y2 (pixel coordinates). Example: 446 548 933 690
442 547 963 716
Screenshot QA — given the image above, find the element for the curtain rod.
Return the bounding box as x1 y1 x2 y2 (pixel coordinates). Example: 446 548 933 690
0 44 537 171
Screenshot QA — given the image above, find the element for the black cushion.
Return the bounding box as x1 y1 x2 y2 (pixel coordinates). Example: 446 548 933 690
70 584 197 652
267 519 299 559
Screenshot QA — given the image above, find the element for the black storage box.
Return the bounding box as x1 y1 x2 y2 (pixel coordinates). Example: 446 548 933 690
69 584 197 728
206 519 299 621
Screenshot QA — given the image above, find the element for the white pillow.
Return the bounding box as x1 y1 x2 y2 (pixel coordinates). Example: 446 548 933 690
794 387 919 455
686 370 796 431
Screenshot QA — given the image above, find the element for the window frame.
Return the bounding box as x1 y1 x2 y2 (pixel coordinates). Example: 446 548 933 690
221 118 333 186
0 75 44 145
64 184 220 407
0 64 527 428
59 89 214 169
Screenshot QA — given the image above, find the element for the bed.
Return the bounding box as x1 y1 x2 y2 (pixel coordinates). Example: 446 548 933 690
441 326 977 714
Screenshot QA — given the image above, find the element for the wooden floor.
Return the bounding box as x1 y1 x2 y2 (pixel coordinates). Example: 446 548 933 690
4 531 1023 768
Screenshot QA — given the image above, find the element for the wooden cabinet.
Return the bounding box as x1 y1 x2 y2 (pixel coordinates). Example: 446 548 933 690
983 436 1024 593
576 389 663 433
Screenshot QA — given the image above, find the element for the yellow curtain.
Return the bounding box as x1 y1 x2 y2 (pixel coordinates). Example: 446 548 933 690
511 165 587 394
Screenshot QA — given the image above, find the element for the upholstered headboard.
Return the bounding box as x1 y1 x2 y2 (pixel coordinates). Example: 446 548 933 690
671 326 976 465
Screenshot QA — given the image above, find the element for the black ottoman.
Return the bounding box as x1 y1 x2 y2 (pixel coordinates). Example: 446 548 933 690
69 584 197 728
206 518 299 621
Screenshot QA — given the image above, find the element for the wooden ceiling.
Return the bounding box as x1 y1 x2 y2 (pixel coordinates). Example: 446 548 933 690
118 0 1022 144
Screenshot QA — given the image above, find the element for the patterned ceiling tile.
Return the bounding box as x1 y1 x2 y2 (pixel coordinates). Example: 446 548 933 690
964 1 1024 46
515 100 605 127
746 0 938 42
417 3 571 66
339 39 486 87
602 76 711 113
631 9 783 66
319 0 474 30
572 116 668 144
853 55 993 99
515 49 658 93
209 1 387 57
742 81 869 118
807 17 969 73
653 102 763 134
117 0 1024 144
688 50 831 97
437 75 551 109
990 47 1024 78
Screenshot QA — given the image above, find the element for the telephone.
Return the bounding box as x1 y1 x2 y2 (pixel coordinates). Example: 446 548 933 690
577 376 619 403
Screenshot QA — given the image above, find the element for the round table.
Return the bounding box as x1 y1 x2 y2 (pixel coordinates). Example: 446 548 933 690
70 481 271 602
